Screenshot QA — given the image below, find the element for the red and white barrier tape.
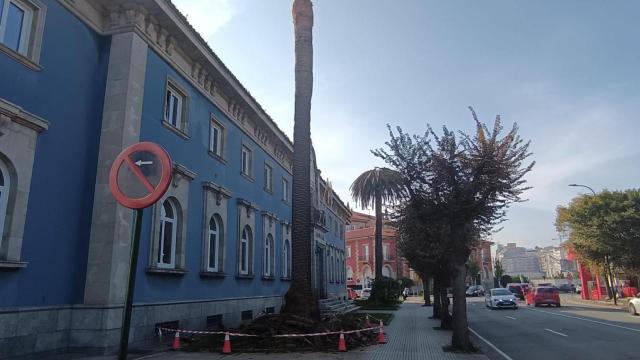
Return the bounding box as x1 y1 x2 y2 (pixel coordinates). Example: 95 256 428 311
158 325 380 338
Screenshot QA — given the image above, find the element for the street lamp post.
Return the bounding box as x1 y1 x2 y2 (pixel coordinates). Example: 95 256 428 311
567 184 618 305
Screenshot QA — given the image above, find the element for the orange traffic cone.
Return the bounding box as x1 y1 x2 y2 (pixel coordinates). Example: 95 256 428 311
377 320 386 344
338 332 346 352
172 331 181 350
222 332 232 354
364 314 371 328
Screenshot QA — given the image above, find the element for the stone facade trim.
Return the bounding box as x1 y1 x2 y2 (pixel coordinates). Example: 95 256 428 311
58 0 294 174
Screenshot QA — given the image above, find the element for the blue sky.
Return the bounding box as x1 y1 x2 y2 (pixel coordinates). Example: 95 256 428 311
173 0 640 249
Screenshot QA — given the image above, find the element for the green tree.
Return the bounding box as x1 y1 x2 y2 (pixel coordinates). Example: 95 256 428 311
376 108 534 350
468 260 481 285
283 0 316 319
499 275 512 287
556 189 640 304
350 167 406 282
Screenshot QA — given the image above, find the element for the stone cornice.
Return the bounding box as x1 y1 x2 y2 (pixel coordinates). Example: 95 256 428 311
202 181 232 198
59 0 294 173
0 98 49 133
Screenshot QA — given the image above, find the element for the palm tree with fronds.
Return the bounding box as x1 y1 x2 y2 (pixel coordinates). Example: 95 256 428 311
350 167 406 280
283 0 316 319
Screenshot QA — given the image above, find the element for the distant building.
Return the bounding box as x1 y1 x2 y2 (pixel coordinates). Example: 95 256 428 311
469 240 494 289
345 212 415 288
496 243 544 279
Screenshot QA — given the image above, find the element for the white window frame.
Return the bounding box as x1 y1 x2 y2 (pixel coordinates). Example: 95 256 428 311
158 200 177 269
240 226 251 275
346 246 351 258
163 81 187 133
264 163 273 192
207 216 220 272
282 178 289 202
241 145 252 178
0 0 33 56
209 119 224 158
364 245 369 260
0 159 9 249
346 266 353 281
283 238 291 278
383 244 389 260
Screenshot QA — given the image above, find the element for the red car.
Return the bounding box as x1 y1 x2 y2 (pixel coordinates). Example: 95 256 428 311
532 286 561 307
347 288 360 300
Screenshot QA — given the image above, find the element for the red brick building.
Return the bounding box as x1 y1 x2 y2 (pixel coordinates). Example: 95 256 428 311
345 212 414 288
469 240 494 289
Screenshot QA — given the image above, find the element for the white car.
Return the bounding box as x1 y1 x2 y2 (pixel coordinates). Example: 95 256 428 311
485 288 518 310
629 293 640 315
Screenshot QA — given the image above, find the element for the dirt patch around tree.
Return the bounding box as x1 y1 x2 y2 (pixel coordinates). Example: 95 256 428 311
177 313 393 353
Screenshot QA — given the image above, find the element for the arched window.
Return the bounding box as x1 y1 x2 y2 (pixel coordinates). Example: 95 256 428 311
207 215 224 272
264 233 275 277
346 266 353 281
239 225 252 275
158 199 177 268
382 265 392 278
0 160 9 248
283 239 291 278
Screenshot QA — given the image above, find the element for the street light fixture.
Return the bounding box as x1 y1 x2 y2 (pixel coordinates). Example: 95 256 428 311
568 183 596 195
567 183 618 305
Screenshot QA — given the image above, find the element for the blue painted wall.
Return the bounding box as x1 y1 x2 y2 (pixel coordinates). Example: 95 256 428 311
0 0 109 307
134 48 293 302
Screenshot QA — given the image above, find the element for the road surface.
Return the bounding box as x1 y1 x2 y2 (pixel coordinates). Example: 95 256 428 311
467 295 640 360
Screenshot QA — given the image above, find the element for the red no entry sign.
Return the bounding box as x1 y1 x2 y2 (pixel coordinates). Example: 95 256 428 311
108 142 172 209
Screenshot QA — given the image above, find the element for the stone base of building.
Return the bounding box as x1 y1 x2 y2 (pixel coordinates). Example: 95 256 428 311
0 295 283 359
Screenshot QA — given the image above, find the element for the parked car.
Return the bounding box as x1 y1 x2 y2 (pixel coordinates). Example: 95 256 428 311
557 284 574 293
508 285 525 300
628 293 640 315
347 288 360 300
532 286 561 307
360 288 371 300
575 284 582 294
485 288 518 309
466 285 485 297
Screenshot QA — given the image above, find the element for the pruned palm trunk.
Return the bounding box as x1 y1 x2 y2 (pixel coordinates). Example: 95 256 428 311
283 0 317 320
451 262 472 350
374 191 383 279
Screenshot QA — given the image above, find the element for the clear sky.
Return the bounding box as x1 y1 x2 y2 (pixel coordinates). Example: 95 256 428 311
173 0 640 249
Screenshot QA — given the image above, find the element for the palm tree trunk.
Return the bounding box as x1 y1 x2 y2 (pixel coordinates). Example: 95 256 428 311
374 191 383 280
283 0 317 319
451 261 472 350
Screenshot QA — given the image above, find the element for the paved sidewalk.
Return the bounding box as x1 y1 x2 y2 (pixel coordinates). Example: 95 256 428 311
127 299 487 360
560 293 628 310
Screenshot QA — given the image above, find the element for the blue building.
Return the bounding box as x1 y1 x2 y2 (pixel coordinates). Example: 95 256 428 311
0 0 350 357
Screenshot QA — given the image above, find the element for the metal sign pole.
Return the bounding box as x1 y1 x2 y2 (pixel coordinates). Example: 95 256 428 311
118 209 144 360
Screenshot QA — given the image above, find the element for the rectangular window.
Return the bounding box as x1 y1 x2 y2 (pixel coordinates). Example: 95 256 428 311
241 310 253 321
241 145 252 177
209 119 224 157
264 164 273 192
0 0 33 55
347 246 351 258
164 82 187 132
364 245 369 260
383 244 389 261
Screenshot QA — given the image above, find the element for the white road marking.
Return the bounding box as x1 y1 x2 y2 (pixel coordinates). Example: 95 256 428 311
505 316 516 320
468 327 514 360
545 328 568 337
527 307 640 333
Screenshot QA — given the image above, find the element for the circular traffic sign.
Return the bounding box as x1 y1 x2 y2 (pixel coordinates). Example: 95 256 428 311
108 142 172 209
